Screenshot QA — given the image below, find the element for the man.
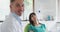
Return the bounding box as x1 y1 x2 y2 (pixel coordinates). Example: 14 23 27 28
1 0 24 32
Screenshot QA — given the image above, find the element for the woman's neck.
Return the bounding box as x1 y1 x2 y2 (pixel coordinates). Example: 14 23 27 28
34 21 39 26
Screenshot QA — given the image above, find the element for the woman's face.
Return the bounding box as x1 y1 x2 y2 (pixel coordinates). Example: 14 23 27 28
31 15 37 22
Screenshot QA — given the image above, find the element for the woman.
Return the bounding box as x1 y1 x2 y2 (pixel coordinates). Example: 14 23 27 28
28 13 46 32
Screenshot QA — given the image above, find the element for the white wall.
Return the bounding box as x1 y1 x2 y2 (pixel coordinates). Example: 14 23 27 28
34 0 57 32
58 0 60 22
34 0 56 16
34 0 56 20
0 0 10 21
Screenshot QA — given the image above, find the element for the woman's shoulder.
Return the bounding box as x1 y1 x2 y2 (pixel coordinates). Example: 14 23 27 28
39 23 45 25
39 23 46 28
40 23 45 26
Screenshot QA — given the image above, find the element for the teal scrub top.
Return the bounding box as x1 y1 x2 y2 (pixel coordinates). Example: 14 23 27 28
28 24 46 32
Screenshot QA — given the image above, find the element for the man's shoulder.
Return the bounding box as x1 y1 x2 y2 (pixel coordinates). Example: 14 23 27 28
1 14 15 29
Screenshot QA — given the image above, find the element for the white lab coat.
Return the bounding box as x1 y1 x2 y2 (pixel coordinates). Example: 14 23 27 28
1 13 23 32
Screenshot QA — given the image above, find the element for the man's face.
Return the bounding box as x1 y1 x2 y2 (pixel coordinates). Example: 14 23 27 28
10 0 24 16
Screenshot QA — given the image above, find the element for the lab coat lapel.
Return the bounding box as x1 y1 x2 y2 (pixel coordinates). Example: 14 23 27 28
7 13 22 32
11 14 22 32
13 18 22 32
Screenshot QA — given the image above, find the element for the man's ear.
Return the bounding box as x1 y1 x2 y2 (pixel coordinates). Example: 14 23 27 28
10 4 12 8
10 4 13 11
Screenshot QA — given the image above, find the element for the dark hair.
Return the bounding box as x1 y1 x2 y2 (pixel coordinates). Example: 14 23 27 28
10 0 15 3
29 13 36 26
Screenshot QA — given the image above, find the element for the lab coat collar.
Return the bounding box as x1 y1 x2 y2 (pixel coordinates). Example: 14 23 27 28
10 12 22 24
